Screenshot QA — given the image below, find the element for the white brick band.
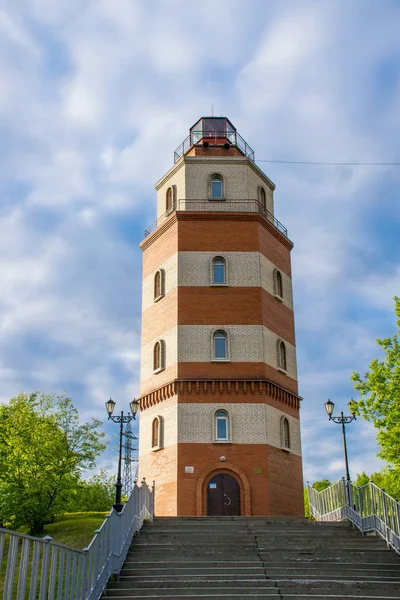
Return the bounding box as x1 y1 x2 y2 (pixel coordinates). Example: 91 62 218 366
142 251 293 311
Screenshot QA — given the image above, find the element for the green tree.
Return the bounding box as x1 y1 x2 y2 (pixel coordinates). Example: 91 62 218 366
355 468 400 499
351 297 400 469
68 470 116 512
355 471 370 487
0 392 106 534
304 479 332 518
312 479 332 492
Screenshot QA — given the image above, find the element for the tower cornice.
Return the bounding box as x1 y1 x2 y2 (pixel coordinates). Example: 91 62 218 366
140 210 293 252
138 378 302 412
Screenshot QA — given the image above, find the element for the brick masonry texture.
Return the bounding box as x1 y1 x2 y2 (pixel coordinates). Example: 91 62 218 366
156 161 186 219
176 324 297 379
176 388 300 418
138 396 178 516
142 253 178 311
177 363 298 395
141 250 294 312
138 148 303 517
142 221 178 278
177 219 292 276
178 402 301 456
176 443 303 516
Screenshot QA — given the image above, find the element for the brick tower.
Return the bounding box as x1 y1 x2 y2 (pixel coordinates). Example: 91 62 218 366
138 117 303 516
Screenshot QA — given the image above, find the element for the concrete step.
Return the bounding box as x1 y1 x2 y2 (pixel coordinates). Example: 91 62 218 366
120 565 400 577
104 587 280 597
125 552 399 564
103 518 400 599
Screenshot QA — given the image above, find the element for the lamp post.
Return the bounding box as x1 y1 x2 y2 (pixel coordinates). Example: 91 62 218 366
324 399 357 482
105 397 139 512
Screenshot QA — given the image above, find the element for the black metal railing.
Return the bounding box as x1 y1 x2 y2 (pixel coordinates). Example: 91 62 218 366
144 199 288 238
174 130 255 163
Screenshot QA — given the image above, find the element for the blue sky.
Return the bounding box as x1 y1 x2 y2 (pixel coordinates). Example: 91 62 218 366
1 0 400 483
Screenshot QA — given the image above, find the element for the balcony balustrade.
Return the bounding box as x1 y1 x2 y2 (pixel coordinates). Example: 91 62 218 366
144 199 288 238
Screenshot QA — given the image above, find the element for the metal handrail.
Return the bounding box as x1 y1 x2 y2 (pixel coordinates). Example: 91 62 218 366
174 130 255 162
308 479 400 555
0 480 154 599
144 199 288 238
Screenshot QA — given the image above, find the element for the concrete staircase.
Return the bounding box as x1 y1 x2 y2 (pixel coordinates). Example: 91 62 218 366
103 517 400 599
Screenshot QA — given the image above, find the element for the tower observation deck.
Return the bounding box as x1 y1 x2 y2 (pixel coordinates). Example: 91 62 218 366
174 117 255 163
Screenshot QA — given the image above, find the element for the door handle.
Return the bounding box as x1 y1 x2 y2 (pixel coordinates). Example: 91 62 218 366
224 496 231 506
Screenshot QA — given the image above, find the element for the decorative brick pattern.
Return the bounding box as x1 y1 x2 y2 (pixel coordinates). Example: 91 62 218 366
177 402 301 456
247 166 274 214
138 396 179 516
184 158 274 206
156 161 186 219
142 250 293 312
263 327 297 380
178 251 260 287
178 402 267 444
265 404 302 456
139 395 178 455
178 324 264 363
142 324 297 381
140 327 178 383
139 139 303 517
260 253 293 310
142 253 178 311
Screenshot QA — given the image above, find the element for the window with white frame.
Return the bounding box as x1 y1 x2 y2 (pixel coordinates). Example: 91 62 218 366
213 330 228 360
281 416 290 450
277 340 287 372
274 269 283 300
214 409 230 442
210 174 224 199
153 340 165 373
152 416 163 450
154 269 165 301
212 256 226 285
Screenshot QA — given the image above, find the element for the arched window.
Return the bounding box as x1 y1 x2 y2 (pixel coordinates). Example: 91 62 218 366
210 174 223 199
215 409 229 441
259 187 266 210
274 269 283 300
212 256 226 284
153 340 165 373
277 340 287 372
152 416 163 450
166 187 173 212
154 269 165 301
281 417 290 449
213 330 228 360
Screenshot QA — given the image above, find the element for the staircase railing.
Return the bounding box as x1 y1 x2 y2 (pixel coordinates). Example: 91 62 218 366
308 478 400 554
0 480 154 599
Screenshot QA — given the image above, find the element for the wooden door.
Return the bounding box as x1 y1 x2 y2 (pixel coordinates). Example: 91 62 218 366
207 473 240 516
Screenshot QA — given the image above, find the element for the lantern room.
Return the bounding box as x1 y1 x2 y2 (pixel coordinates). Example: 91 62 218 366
174 116 255 162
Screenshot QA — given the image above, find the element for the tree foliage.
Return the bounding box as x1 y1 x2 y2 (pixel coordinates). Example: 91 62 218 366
351 296 400 469
0 392 106 533
355 468 400 500
304 479 332 518
68 470 116 512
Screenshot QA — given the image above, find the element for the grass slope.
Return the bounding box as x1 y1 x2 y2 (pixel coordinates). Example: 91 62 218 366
20 512 110 549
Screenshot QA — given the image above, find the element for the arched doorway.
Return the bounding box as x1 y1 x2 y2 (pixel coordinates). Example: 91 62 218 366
207 473 240 516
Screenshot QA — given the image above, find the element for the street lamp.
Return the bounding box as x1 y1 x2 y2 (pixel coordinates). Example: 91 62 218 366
324 399 357 482
105 397 139 512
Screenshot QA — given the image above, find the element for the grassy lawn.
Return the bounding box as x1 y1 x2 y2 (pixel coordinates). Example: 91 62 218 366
18 511 110 549
1 513 110 597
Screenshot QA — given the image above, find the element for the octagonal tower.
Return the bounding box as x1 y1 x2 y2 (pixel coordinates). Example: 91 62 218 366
138 117 303 516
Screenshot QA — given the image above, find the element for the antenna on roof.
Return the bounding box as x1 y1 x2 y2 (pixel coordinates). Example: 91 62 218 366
211 105 214 116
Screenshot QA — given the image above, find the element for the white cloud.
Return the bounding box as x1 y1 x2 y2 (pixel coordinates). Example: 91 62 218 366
1 0 399 484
